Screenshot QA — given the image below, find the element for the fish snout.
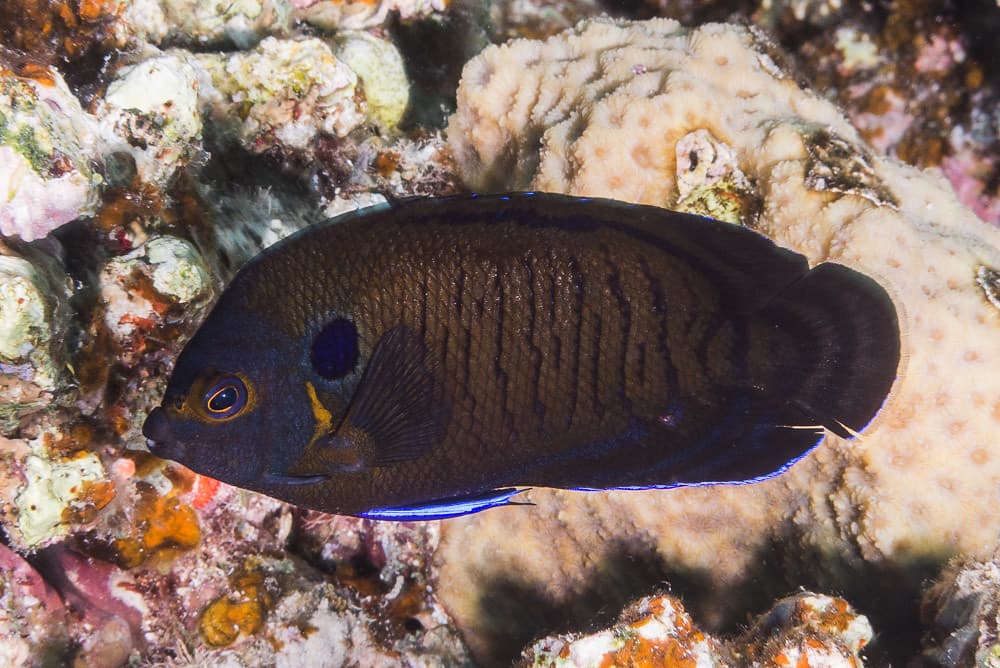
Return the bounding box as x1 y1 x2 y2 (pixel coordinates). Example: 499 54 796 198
142 407 185 460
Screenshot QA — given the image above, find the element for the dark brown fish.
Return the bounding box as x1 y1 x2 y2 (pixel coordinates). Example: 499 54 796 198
142 193 900 519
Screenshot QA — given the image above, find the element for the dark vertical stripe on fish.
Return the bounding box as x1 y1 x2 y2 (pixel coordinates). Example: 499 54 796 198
419 270 429 342
639 257 678 400
568 256 585 429
523 255 545 423
605 254 632 416
591 315 604 419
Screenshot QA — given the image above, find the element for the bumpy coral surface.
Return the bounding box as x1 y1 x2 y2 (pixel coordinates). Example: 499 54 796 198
443 17 1000 663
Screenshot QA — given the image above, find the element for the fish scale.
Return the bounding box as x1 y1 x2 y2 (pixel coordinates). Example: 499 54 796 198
143 193 900 518
359 223 725 469
447 223 729 463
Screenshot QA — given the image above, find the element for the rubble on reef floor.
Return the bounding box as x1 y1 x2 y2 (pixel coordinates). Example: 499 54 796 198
1 476 473 666
919 550 1000 666
0 0 997 666
522 592 872 668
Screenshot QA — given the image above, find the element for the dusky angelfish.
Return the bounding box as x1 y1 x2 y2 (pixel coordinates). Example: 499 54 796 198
142 193 900 520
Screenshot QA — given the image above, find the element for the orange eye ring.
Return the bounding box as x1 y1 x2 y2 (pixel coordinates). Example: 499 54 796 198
203 376 249 419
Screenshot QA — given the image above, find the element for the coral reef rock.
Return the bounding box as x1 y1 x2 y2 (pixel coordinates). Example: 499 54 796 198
522 593 730 667
0 465 474 665
742 592 873 667
332 31 410 133
521 591 871 667
193 37 368 156
442 17 1000 664
96 53 205 187
295 0 450 31
920 551 1000 666
97 235 213 367
776 1 1000 224
12 443 112 548
0 244 72 426
0 51 103 240
152 0 293 48
0 543 69 666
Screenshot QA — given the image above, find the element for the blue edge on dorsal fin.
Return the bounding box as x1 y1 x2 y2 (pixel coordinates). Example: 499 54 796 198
360 487 527 521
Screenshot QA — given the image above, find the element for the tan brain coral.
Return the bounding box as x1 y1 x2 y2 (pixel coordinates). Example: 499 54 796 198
442 17 1000 662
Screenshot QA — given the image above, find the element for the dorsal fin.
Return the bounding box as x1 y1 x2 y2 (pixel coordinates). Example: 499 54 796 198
369 192 813 314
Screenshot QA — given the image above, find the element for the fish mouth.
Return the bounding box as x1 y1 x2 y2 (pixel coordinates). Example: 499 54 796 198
260 472 329 486
142 407 186 460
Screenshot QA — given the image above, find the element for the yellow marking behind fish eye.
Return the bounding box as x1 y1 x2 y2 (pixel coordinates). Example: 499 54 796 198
305 381 333 439
287 381 367 476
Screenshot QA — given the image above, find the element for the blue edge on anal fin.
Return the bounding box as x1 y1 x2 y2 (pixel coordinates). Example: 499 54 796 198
360 487 527 521
571 429 827 492
360 424 840 518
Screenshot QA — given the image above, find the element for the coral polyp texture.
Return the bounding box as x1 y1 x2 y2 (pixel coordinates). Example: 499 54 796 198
441 16 1000 663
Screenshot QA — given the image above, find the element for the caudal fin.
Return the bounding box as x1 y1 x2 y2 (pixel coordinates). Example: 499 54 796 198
751 262 901 438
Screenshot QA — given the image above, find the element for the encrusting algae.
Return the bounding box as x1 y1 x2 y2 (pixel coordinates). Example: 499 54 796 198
200 562 273 647
111 481 200 568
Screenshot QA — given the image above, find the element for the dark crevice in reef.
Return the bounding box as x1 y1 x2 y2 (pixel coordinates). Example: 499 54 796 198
390 1 493 131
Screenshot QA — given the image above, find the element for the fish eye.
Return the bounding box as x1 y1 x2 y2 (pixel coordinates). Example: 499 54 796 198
203 376 248 419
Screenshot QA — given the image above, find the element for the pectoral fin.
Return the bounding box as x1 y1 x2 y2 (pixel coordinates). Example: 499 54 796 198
287 325 449 477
